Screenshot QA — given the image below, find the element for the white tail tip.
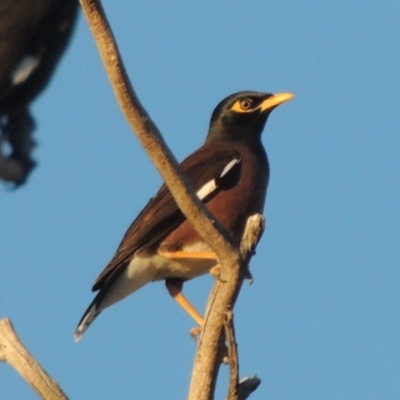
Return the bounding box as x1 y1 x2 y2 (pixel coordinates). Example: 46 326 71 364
74 304 99 342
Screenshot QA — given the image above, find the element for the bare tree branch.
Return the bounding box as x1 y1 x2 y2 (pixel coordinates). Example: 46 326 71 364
78 0 236 262
0 1 265 398
78 2 264 398
188 215 264 399
0 318 68 400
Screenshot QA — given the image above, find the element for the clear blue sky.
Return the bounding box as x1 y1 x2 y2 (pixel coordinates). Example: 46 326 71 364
2 1 400 398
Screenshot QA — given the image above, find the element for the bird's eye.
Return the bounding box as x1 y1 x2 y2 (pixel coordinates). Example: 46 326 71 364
239 98 253 110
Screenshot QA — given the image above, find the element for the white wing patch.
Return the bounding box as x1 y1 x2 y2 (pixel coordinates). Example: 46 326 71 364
220 158 241 178
196 178 217 200
11 55 40 85
196 157 241 201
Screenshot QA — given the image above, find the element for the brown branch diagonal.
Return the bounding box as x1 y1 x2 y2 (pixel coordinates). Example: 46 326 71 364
78 0 235 262
0 318 68 400
78 2 264 399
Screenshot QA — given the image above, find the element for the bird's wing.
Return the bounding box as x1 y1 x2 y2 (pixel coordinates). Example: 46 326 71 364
92 143 242 291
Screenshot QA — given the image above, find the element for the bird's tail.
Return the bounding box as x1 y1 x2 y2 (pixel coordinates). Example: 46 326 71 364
74 296 101 342
74 258 150 341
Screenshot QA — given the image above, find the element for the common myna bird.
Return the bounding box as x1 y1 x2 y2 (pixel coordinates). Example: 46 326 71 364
74 91 294 341
0 0 78 185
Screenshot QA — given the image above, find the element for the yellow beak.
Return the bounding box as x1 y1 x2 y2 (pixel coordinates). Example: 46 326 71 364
260 92 295 112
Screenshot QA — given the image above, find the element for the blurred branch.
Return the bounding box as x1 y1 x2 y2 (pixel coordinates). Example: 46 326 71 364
0 111 35 185
0 318 68 400
79 1 263 398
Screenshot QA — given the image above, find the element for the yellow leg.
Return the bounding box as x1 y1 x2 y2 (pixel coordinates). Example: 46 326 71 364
165 278 204 326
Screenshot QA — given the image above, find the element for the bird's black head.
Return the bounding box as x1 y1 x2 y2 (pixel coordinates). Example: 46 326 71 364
206 91 294 144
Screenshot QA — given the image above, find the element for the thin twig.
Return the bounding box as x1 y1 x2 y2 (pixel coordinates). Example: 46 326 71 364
225 308 239 400
0 318 68 400
188 215 264 399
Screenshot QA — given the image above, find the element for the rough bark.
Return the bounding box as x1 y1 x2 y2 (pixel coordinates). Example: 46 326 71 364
0 318 68 400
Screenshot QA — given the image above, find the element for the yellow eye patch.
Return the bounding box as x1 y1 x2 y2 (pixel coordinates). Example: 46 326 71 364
230 98 255 113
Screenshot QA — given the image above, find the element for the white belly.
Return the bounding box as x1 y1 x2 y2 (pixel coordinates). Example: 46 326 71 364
98 251 217 311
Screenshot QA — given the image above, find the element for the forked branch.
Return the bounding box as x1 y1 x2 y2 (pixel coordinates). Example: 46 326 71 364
79 1 263 398
188 214 264 399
